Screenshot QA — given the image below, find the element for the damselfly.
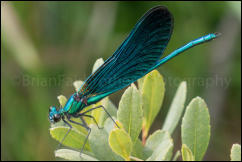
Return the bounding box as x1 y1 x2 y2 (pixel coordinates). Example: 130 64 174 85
48 6 220 154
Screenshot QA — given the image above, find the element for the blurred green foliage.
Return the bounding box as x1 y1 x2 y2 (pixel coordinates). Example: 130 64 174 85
1 1 241 160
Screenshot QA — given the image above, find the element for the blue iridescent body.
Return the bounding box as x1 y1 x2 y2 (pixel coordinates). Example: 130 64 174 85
48 6 219 153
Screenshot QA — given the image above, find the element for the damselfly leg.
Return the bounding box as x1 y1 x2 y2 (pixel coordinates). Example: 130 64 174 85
56 105 119 156
80 105 119 128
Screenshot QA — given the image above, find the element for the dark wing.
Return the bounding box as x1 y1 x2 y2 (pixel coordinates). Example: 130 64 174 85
79 6 173 99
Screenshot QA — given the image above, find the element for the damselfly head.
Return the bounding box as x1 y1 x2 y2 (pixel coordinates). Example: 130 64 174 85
48 106 61 123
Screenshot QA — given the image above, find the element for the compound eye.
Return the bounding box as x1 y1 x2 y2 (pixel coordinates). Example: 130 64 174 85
53 114 61 122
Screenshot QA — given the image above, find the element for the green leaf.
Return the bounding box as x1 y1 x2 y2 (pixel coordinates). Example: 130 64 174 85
89 125 122 161
140 70 165 138
137 77 145 91
104 117 117 134
92 58 104 73
57 95 67 108
49 126 90 151
117 84 143 143
230 144 241 161
55 149 98 161
145 130 173 161
91 97 117 127
90 101 107 126
162 81 187 135
181 144 195 161
181 97 210 161
103 98 118 118
131 139 145 160
109 128 133 160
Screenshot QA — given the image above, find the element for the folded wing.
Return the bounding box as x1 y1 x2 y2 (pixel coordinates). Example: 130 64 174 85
79 6 173 100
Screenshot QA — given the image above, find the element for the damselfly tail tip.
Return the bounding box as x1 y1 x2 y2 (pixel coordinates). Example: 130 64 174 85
214 32 222 38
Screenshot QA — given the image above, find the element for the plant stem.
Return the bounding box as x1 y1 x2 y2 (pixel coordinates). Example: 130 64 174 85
142 126 147 145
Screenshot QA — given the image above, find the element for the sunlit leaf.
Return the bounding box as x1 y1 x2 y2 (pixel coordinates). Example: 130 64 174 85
109 128 132 160
92 58 104 73
73 80 84 92
131 139 145 160
57 95 67 108
89 125 122 161
181 144 195 161
117 84 143 143
145 130 173 161
55 149 97 161
230 144 241 161
181 97 210 161
90 97 117 127
49 126 90 151
162 81 187 134
140 70 165 140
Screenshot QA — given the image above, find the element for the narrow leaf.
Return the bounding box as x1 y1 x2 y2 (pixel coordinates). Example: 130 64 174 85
141 70 165 139
117 84 143 143
182 144 195 161
162 81 187 134
181 97 210 161
109 128 133 160
55 149 98 161
230 144 241 161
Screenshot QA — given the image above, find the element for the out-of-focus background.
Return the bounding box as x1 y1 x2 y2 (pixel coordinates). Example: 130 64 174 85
1 1 241 161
